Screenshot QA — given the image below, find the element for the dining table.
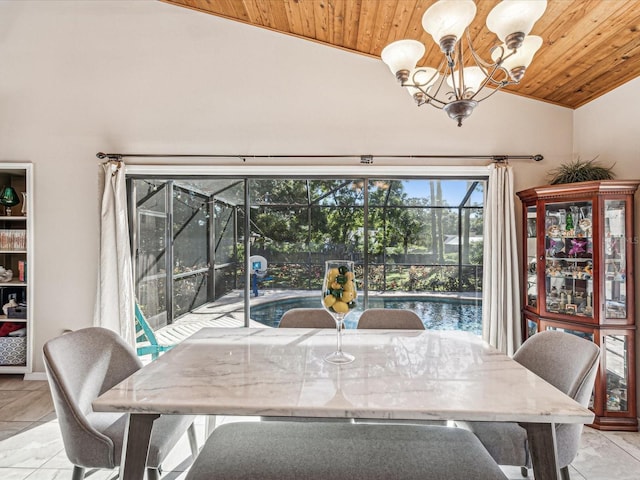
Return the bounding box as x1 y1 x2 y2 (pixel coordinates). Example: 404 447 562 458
93 327 594 480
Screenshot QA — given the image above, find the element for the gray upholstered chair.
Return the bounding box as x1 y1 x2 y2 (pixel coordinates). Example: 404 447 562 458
278 308 336 328
44 327 199 480
456 330 600 479
357 308 424 330
186 422 507 480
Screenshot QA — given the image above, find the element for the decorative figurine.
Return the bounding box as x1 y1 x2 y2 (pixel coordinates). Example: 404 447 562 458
565 210 574 236
547 225 562 238
578 218 592 236
2 298 18 316
0 266 13 283
583 261 593 278
569 239 586 256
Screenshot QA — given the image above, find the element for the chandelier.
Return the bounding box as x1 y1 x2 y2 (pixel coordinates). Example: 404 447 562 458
381 0 547 126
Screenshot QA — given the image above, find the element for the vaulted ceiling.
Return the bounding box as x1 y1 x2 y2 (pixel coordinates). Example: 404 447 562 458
162 0 640 109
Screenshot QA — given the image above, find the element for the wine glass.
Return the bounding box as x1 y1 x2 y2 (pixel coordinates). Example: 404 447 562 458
321 260 357 365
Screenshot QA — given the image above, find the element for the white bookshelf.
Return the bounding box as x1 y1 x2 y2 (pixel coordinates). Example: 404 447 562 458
0 163 33 374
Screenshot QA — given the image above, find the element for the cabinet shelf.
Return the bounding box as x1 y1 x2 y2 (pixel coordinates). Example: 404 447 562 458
545 257 592 262
547 275 592 282
518 180 640 431
546 236 593 242
0 316 27 322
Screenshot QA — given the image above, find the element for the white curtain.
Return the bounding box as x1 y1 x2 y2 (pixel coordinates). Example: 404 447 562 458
94 160 135 347
482 163 521 356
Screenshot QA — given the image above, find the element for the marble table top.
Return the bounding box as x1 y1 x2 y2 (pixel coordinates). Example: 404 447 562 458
93 328 594 424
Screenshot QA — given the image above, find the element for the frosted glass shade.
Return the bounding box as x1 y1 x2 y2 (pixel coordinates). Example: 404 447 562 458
492 35 543 70
446 66 486 95
487 0 547 42
381 40 425 76
422 0 477 45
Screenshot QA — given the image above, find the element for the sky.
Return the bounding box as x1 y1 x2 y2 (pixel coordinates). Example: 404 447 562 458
397 179 484 207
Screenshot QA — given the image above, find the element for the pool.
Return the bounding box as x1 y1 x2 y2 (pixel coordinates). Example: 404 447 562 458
250 296 482 335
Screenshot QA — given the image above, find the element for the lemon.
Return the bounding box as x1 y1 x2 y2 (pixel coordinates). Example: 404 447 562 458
330 281 341 290
323 295 337 308
341 290 355 302
332 301 349 313
328 267 339 279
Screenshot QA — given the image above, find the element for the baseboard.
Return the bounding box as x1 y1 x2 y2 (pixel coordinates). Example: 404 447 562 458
24 371 47 381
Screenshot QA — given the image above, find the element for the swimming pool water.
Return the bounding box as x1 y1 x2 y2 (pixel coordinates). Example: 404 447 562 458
250 296 482 335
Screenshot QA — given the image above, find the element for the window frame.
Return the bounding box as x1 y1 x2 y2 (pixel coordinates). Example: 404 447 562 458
127 164 489 327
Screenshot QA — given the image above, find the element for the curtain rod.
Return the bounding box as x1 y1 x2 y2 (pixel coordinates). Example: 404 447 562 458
96 152 543 164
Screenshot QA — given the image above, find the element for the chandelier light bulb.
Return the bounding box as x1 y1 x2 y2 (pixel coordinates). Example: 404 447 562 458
381 40 426 82
492 35 543 81
487 0 547 49
446 66 487 97
422 0 477 53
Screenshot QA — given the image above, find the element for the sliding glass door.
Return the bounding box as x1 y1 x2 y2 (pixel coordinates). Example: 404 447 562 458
129 174 485 329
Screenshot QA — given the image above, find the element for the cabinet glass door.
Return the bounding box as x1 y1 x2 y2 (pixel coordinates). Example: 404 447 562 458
525 206 537 309
604 334 628 412
544 200 594 319
526 317 538 338
604 200 627 320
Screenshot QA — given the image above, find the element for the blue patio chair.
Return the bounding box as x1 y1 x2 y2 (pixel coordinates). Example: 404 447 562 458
135 303 173 360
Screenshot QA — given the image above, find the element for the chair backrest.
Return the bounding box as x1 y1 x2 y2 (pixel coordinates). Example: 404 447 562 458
134 303 174 359
278 308 336 328
514 330 600 467
357 308 425 330
43 327 142 467
135 302 159 347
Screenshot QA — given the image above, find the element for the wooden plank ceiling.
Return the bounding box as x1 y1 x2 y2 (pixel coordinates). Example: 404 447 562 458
162 0 640 109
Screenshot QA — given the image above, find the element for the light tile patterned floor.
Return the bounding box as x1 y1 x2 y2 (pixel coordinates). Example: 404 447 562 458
0 375 639 479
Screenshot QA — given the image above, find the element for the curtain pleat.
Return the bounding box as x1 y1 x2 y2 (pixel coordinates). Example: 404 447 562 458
482 163 521 356
94 161 135 347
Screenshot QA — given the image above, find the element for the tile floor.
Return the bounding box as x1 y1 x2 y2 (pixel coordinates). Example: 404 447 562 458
0 375 639 479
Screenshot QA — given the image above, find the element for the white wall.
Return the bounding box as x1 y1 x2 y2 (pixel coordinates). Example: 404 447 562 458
574 76 640 418
0 0 573 372
574 76 640 166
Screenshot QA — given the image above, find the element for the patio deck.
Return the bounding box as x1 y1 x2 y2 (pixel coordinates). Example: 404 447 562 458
151 290 309 347
151 289 481 348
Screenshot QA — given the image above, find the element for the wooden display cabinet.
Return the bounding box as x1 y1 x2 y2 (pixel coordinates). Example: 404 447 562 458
518 180 639 431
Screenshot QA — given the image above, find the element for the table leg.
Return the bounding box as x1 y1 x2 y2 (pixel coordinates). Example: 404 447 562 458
523 422 561 480
119 413 159 480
